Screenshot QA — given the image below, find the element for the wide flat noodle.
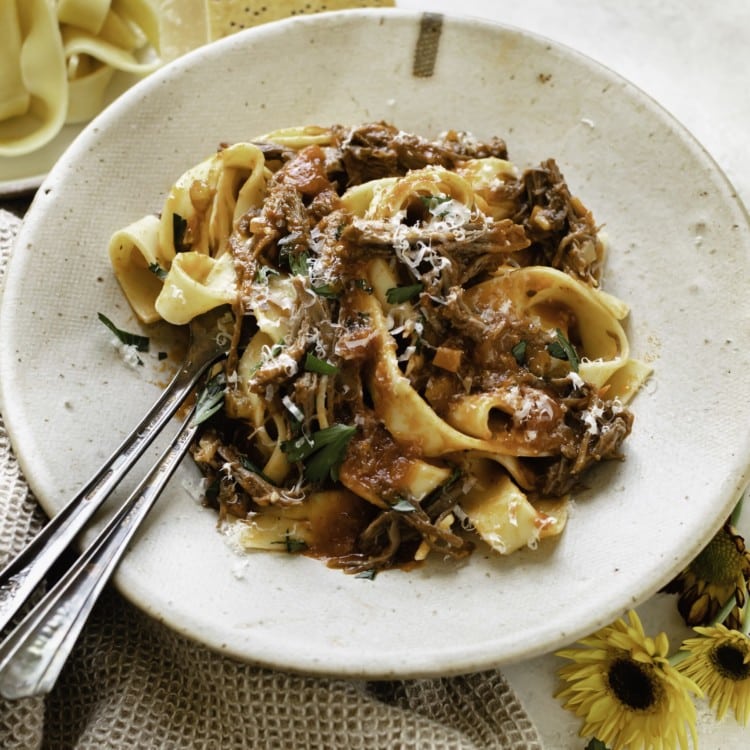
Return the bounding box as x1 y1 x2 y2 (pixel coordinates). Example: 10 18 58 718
111 143 267 324
464 267 637 391
0 0 67 157
1 0 160 156
459 458 567 555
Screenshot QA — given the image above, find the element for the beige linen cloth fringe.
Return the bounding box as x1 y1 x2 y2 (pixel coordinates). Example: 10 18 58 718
0 209 542 749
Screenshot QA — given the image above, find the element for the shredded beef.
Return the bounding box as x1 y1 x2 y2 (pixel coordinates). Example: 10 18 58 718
333 121 508 185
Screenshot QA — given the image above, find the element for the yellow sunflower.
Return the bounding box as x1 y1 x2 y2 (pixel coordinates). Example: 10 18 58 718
663 521 750 629
677 623 750 725
556 610 701 750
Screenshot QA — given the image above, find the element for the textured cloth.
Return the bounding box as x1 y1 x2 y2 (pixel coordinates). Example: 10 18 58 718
0 207 541 749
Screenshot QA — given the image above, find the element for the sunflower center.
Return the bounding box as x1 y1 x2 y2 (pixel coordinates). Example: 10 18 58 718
711 643 750 681
692 529 747 585
607 658 661 710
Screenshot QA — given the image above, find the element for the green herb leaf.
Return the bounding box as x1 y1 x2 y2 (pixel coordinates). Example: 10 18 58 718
173 212 189 252
547 328 580 372
279 245 310 276
149 262 168 280
238 455 276 486
354 278 373 293
312 283 340 299
304 353 339 375
355 569 377 580
386 283 423 305
282 424 356 483
584 740 610 750
511 340 527 365
98 313 150 352
419 194 451 211
272 532 308 553
192 372 226 426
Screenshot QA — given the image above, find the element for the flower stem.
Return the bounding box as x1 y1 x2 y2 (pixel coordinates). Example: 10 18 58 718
668 649 690 667
714 593 739 627
730 488 745 526
739 576 750 637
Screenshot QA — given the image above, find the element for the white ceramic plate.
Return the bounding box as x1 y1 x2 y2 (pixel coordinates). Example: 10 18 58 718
1 9 749 678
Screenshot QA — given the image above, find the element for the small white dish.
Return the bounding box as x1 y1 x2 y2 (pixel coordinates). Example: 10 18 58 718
1 9 748 677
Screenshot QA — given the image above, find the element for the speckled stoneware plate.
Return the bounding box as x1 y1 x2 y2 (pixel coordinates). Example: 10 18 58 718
1 9 749 678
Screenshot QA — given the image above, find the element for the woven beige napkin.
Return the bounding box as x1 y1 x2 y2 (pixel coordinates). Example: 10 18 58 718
0 208 541 749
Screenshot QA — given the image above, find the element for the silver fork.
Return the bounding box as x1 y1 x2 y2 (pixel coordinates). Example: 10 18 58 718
0 305 232 699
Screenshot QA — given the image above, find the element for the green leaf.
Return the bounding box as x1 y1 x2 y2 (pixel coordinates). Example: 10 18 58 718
272 532 308 553
191 372 226 426
149 262 168 280
304 353 339 375
386 283 423 305
355 569 377 580
281 424 356 482
511 339 527 365
280 246 309 276
584 740 610 750
312 283 340 299
238 455 276 486
173 212 189 252
547 328 580 372
419 194 451 212
98 313 150 352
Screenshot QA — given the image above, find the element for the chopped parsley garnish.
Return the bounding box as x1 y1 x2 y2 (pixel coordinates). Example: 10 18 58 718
355 569 377 580
511 339 527 365
173 212 189 252
547 328 580 372
272 532 308 553
279 246 310 276
281 424 356 483
419 194 451 212
97 313 150 352
149 262 167 280
238 455 276 485
191 372 226 426
385 283 423 305
304 353 339 375
312 283 340 299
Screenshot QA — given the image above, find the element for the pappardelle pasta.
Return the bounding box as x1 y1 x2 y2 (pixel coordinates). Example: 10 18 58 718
1 0 159 156
109 122 651 574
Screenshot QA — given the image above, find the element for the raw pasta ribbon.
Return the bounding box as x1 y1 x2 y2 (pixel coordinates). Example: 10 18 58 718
0 0 160 156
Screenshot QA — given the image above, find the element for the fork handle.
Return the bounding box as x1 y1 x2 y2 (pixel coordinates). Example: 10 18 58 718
0 408 199 699
0 351 219 634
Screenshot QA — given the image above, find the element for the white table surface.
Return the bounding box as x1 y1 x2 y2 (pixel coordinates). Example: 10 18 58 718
398 1 749 747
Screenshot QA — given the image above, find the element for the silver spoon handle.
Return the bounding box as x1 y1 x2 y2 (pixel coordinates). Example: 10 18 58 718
0 410 199 699
0 351 219 633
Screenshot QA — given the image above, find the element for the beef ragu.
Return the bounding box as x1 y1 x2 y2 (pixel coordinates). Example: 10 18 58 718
108 122 651 575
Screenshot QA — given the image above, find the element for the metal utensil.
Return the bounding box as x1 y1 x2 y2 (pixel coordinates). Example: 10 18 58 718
0 306 231 698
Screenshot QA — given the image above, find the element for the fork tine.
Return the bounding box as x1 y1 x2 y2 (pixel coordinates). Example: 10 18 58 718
0 401 201 699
